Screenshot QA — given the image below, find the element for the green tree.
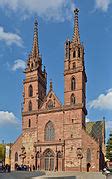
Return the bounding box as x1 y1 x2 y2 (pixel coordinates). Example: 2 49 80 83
106 132 112 161
0 144 5 162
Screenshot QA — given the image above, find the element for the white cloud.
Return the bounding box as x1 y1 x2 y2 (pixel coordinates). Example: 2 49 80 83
89 89 112 110
95 0 111 12
106 120 112 129
0 0 75 22
12 59 26 71
0 111 19 125
0 26 23 47
86 118 90 122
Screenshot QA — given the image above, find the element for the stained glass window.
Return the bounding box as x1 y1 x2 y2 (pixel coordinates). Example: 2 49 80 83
45 121 55 141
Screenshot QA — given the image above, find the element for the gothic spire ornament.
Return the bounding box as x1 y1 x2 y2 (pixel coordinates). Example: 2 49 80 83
50 79 53 91
32 18 39 58
72 8 80 44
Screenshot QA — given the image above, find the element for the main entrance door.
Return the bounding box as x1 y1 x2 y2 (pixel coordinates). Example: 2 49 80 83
44 149 54 171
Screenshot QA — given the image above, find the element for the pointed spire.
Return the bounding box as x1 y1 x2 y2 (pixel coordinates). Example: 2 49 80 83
32 18 39 58
72 8 80 44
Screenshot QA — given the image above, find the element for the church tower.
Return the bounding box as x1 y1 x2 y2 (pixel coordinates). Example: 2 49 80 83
64 9 87 127
22 19 47 130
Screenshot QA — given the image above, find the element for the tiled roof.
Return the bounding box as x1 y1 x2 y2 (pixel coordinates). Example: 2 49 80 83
86 121 105 144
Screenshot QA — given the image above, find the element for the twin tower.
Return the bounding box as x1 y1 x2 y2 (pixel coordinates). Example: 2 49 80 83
23 8 87 128
11 9 99 172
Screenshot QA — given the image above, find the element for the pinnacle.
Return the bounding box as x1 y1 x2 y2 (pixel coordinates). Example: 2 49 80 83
32 18 39 58
72 8 80 45
50 79 53 91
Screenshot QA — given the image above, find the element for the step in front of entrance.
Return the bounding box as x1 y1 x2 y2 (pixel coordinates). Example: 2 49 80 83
27 176 78 179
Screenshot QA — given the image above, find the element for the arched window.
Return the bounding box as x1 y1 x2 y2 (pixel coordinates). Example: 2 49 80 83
71 94 75 105
87 148 91 163
28 119 31 127
47 100 54 109
15 152 18 162
78 48 80 58
73 50 76 58
31 63 33 69
35 61 38 67
29 101 32 111
71 77 76 91
27 62 30 68
29 85 33 97
45 121 55 141
44 149 54 158
73 62 75 69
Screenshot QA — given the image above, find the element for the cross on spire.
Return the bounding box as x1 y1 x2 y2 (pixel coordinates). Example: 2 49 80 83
72 8 80 44
32 18 39 58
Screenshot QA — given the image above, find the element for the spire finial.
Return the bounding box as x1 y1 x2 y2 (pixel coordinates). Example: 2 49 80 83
72 8 80 44
50 79 53 91
32 18 39 58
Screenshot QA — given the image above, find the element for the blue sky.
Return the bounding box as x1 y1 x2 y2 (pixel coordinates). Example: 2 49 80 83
0 0 112 143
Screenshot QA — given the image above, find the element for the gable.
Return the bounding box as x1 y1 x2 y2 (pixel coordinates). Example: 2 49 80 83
40 91 62 110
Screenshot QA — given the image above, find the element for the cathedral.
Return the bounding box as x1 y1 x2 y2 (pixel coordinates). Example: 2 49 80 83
11 9 105 172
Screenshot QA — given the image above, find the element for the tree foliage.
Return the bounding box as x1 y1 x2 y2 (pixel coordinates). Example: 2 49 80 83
106 133 112 161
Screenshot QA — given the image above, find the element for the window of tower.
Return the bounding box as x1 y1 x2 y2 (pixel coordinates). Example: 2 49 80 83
44 121 55 141
27 62 30 68
73 62 76 69
29 85 33 97
78 48 80 58
73 50 76 58
29 119 31 127
29 100 32 111
71 94 75 105
71 77 76 91
31 63 33 69
35 61 38 67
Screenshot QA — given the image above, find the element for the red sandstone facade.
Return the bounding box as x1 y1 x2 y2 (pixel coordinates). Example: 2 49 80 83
11 9 104 172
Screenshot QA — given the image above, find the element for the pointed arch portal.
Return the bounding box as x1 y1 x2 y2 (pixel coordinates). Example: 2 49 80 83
43 149 54 171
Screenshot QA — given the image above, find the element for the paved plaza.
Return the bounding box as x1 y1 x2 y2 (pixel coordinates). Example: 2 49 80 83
0 171 111 179
0 171 45 179
107 175 112 179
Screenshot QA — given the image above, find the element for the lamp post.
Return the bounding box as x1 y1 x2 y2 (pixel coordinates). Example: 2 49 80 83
77 148 83 172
